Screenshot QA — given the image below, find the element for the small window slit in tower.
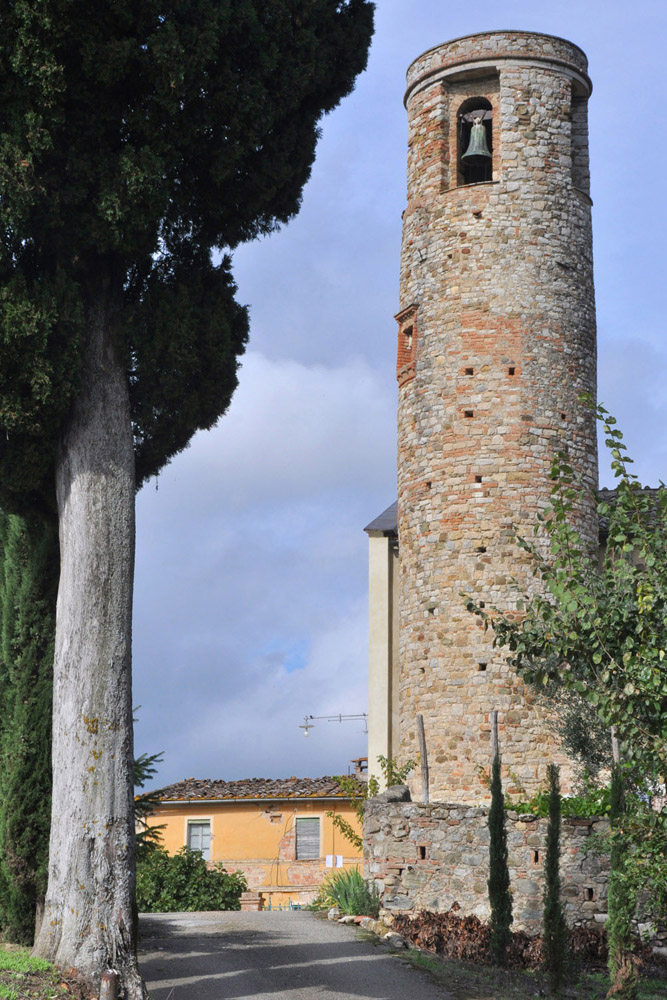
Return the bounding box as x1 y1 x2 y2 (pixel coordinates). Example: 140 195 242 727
417 845 427 860
478 662 487 672
533 850 540 864
464 410 474 418
508 366 515 376
479 601 485 608
585 887 594 901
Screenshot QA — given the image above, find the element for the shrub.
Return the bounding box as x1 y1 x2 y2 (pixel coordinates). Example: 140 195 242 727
136 847 247 913
311 867 379 917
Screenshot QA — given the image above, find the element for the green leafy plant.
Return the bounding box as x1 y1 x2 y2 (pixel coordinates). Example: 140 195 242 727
311 867 379 917
507 780 612 819
328 756 416 851
466 402 667 995
488 752 513 965
135 847 247 913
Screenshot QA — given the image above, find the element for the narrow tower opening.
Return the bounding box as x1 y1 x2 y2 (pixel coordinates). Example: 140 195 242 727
458 97 493 186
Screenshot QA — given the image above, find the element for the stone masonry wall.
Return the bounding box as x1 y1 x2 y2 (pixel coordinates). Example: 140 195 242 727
364 799 609 935
396 32 599 803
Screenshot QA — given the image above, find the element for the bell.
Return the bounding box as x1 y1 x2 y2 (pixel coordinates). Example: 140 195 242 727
462 118 491 161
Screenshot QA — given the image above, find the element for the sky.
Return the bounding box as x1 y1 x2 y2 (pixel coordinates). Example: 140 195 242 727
133 0 667 789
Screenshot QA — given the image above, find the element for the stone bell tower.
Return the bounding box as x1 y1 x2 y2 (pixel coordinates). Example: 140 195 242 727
395 31 598 802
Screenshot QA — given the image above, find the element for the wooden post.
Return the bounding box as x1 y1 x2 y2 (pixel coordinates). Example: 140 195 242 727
99 971 119 1000
416 714 429 804
610 725 621 766
490 710 499 762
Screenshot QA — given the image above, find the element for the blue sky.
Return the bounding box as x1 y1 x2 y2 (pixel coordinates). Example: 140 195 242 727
133 0 667 787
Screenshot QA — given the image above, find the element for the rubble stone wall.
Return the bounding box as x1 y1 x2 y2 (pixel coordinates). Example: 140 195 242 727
364 799 609 934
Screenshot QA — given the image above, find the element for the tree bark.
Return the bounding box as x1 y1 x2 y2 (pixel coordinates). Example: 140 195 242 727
32 294 146 998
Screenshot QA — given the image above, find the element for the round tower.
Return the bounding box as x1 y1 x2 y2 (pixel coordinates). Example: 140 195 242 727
396 31 598 802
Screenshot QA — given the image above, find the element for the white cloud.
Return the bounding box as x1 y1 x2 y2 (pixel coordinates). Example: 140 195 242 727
133 352 394 785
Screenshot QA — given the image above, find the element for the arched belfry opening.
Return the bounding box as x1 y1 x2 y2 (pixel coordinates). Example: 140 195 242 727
457 97 493 186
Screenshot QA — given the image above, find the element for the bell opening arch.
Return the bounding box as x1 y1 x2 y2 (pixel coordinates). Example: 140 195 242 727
457 96 493 186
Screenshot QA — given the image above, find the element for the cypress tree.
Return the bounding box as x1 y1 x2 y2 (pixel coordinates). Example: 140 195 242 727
488 752 513 964
542 763 568 993
0 512 58 944
607 766 638 999
0 5 373 992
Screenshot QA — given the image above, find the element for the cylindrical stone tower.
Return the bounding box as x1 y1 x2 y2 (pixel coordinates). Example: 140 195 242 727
396 31 598 802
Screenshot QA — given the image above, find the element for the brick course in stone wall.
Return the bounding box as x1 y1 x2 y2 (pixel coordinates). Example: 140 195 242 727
396 31 599 803
364 799 609 934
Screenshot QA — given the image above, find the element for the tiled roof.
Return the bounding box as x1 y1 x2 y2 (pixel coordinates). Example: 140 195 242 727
151 775 364 802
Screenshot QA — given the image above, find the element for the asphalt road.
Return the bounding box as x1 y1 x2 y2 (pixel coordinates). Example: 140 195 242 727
138 910 452 1000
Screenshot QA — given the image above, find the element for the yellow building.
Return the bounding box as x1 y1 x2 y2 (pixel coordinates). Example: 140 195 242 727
143 771 364 909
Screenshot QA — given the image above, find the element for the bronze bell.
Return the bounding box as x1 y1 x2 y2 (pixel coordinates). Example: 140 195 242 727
462 118 491 161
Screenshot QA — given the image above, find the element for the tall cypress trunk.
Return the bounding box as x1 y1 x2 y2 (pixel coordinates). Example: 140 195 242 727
32 294 146 998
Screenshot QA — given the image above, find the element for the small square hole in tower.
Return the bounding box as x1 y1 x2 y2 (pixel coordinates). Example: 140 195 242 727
464 410 474 418
479 601 485 608
478 662 487 672
508 366 515 376
476 544 486 552
465 367 474 375
475 475 483 484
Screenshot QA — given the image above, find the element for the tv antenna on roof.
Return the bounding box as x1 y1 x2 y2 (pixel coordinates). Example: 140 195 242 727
298 713 368 737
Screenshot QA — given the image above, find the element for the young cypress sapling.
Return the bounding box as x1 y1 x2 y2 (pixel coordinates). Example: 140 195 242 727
488 750 513 964
542 763 568 993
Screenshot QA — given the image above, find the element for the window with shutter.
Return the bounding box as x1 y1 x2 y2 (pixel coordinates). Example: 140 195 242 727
295 817 320 860
187 821 211 861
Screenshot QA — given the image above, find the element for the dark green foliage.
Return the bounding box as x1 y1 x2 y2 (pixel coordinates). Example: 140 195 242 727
136 847 247 913
550 688 612 786
133 751 166 860
0 0 375 508
0 512 58 944
607 767 638 1000
542 764 569 994
488 753 513 964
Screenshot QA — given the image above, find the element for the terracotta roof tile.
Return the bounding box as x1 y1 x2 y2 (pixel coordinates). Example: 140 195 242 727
151 775 364 802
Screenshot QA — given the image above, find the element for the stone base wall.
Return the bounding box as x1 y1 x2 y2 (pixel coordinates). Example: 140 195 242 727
364 799 609 934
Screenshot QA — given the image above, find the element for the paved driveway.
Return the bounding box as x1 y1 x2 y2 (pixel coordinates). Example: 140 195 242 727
139 910 451 1000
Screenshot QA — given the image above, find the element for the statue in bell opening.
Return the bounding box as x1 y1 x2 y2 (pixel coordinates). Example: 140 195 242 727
462 116 491 161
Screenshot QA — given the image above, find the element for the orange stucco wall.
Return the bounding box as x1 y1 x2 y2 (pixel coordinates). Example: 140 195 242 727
145 798 363 908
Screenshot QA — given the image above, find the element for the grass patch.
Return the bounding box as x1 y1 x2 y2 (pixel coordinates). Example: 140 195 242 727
396 947 667 1000
0 946 90 999
0 950 52 975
